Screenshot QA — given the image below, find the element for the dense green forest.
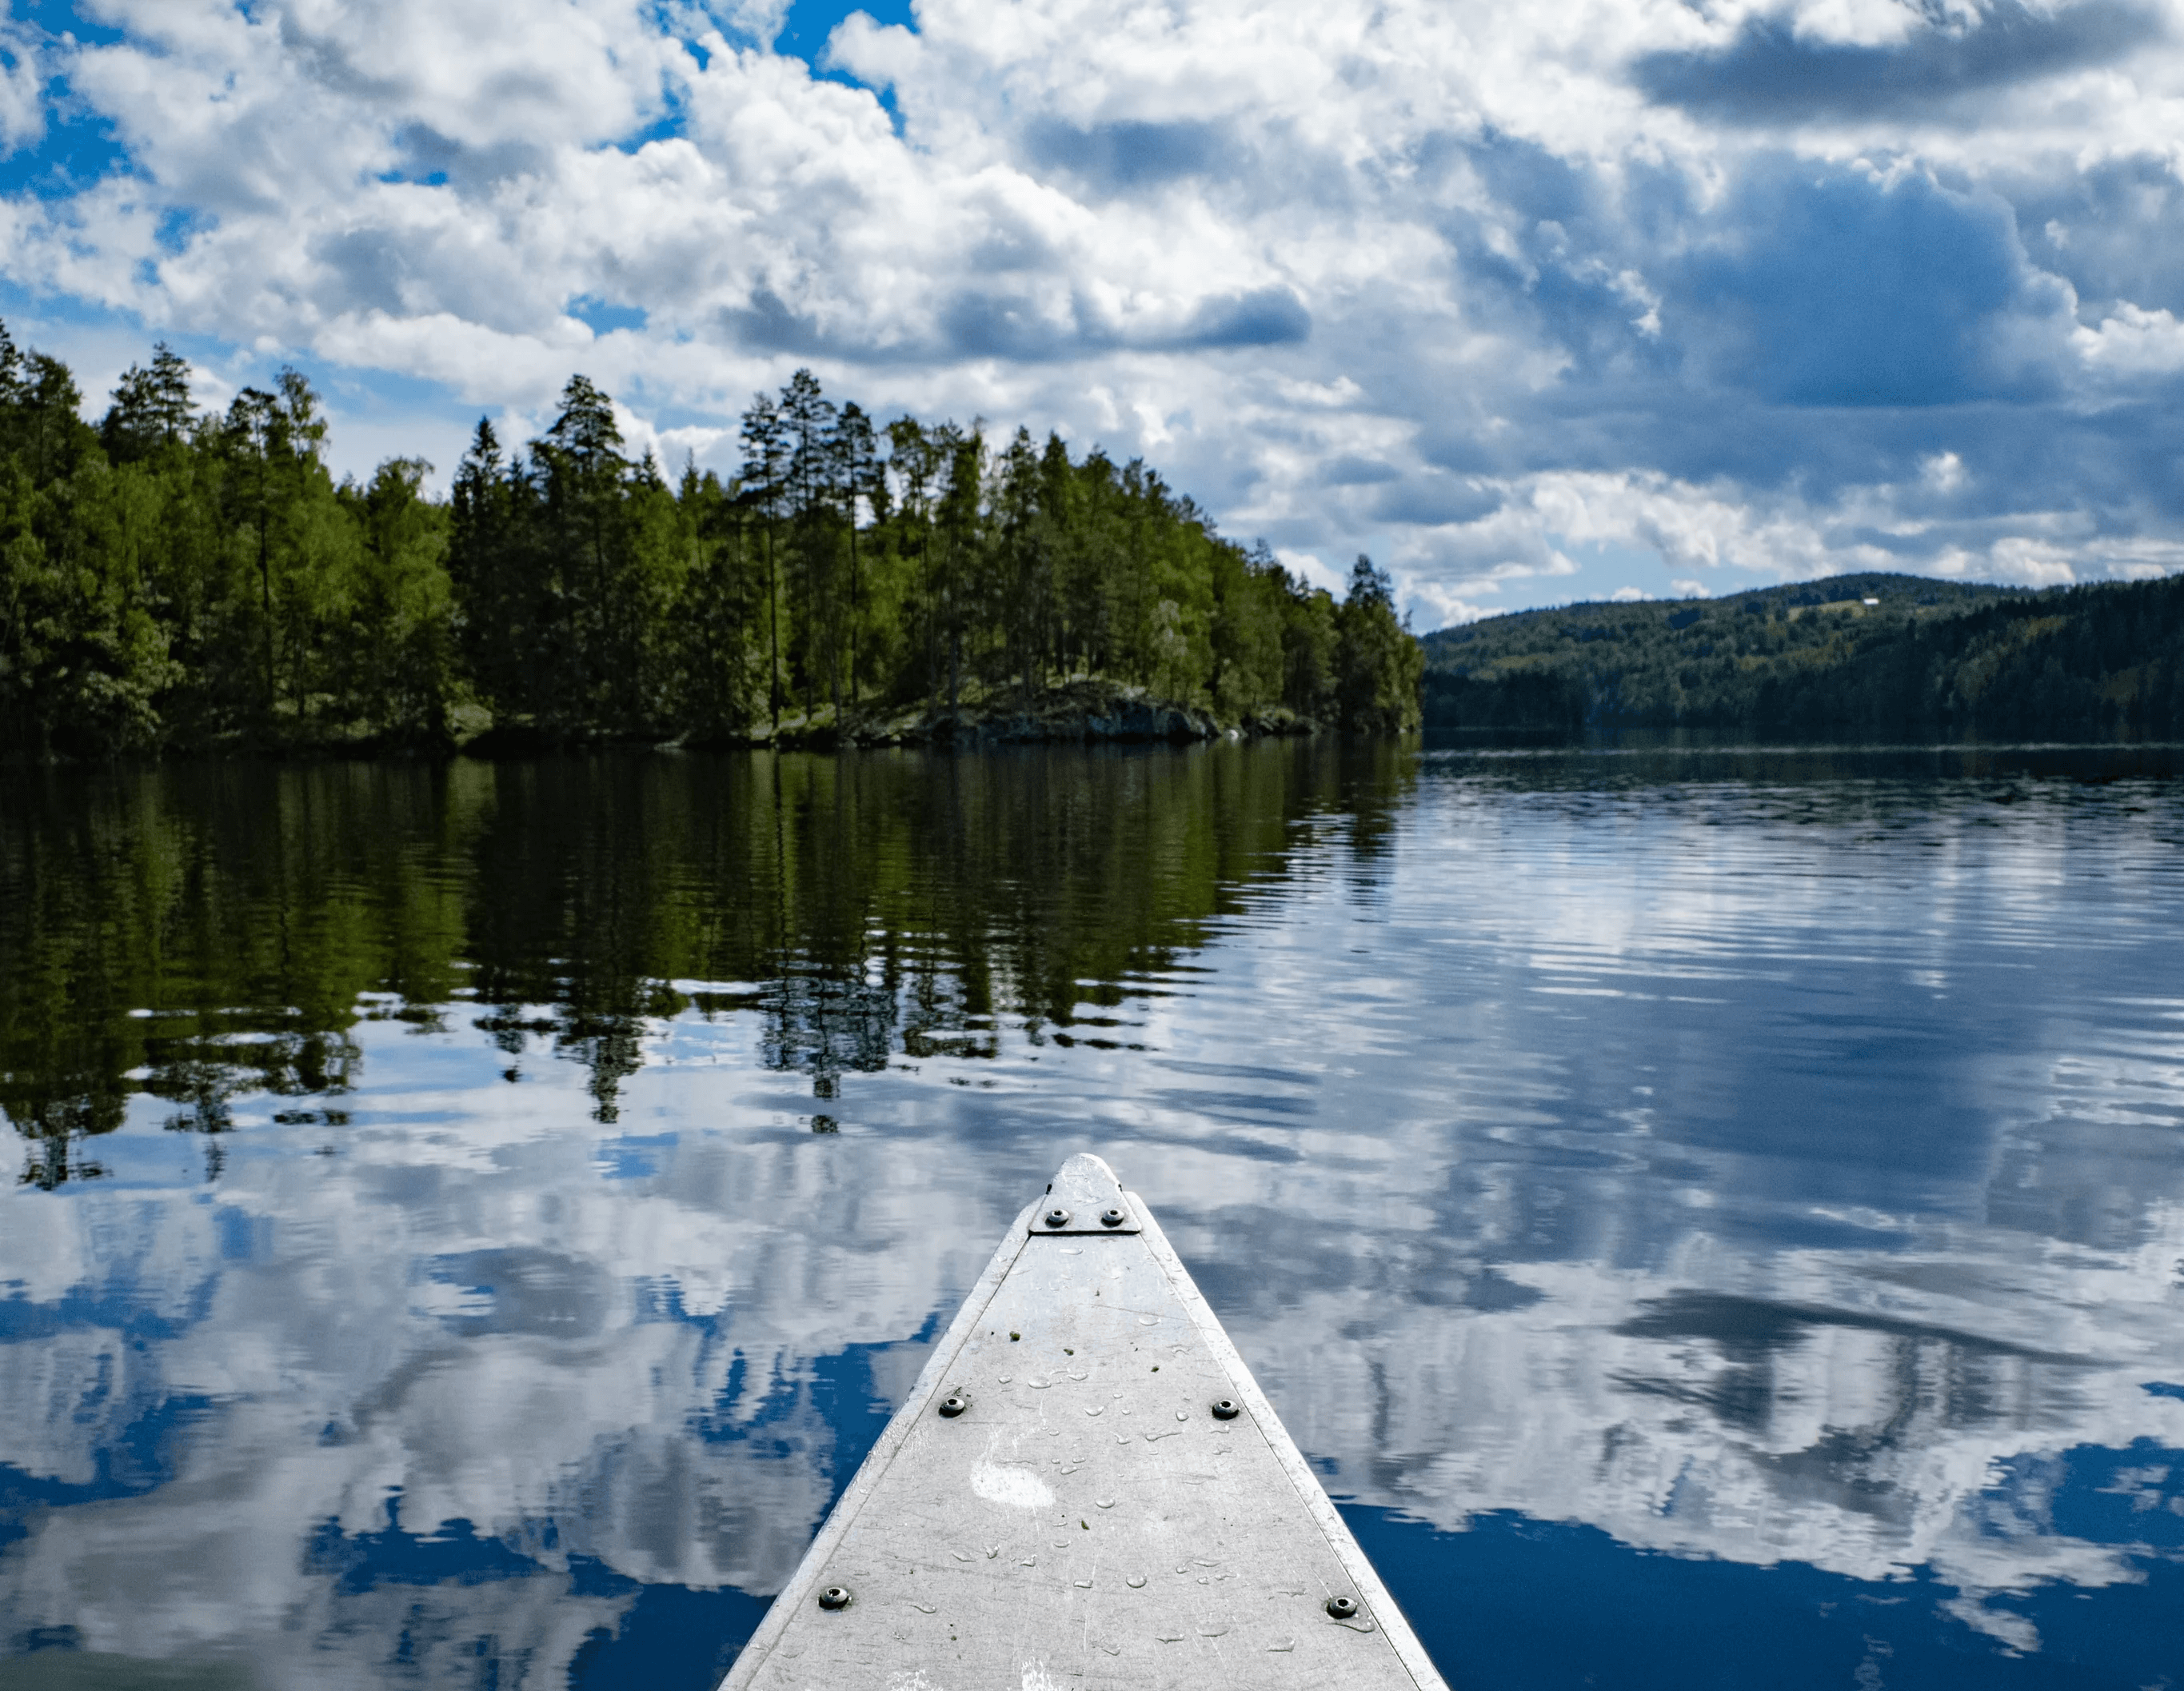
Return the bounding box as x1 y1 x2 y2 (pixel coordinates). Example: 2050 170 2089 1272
0 326 1422 759
1423 571 2184 741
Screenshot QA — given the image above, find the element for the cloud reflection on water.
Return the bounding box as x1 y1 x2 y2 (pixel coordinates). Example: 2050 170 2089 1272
2 745 2182 1685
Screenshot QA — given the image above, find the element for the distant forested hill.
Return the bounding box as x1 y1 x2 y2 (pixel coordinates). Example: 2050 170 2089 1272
1422 572 2184 742
0 326 1419 760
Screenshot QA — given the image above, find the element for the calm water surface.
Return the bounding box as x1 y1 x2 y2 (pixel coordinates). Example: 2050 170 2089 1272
4 742 2184 1689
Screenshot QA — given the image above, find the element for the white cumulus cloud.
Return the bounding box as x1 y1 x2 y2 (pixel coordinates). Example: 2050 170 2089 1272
3 0 2183 623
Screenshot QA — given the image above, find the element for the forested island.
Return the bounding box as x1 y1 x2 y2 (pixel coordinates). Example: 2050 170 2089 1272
0 326 1423 760
1425 571 2184 742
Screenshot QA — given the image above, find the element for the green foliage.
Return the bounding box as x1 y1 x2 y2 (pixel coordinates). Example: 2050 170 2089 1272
1422 571 2184 742
0 336 1426 758
439 368 1422 742
100 344 194 466
333 458 453 744
0 325 467 755
1334 555 1425 734
0 326 178 757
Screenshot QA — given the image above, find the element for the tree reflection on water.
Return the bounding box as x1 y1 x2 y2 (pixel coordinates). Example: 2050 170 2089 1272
4 742 2184 1689
3 742 1412 1181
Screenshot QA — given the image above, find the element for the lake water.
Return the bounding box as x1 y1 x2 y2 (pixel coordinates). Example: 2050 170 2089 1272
5 741 2184 1690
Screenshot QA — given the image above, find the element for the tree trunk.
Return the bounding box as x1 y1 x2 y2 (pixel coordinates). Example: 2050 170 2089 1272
765 523 781 734
847 522 860 715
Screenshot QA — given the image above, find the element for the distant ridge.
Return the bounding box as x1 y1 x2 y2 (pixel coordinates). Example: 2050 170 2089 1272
1420 570 2184 741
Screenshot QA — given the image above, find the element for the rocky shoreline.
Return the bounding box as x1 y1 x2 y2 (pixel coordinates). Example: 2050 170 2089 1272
8 683 1328 763
701 683 1320 753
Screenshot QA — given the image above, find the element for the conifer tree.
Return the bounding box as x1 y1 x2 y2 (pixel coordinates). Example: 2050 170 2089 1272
101 344 195 465
832 402 881 710
449 418 533 719
779 369 839 712
738 393 789 734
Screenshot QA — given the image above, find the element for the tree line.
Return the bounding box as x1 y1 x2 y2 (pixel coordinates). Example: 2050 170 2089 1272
0 325 1422 759
1422 570 2184 742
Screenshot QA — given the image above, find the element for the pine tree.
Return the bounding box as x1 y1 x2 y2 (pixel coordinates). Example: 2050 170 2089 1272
1335 554 1421 732
832 402 881 712
100 343 195 465
218 369 331 724
534 374 633 729
885 416 937 701
738 394 790 734
780 369 840 714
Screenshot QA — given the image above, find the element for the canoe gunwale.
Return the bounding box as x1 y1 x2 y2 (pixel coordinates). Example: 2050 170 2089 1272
716 1197 1038 1689
1134 1203 1447 1691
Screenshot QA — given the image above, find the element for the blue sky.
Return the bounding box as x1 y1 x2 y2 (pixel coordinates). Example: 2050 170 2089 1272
2 0 2182 625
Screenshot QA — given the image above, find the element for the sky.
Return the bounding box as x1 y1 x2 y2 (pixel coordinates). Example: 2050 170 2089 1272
2 0 2182 626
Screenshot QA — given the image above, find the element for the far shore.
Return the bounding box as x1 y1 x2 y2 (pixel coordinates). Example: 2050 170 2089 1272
14 679 1339 764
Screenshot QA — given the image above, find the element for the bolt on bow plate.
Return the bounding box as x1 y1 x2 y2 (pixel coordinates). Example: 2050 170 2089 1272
1034 1155 1142 1233
716 1153 1448 1691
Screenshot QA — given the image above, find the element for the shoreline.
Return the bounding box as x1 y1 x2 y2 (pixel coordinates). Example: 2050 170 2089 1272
5 684 1333 765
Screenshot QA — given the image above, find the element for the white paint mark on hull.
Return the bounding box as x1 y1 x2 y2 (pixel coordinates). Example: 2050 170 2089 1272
970 1459 1053 1509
